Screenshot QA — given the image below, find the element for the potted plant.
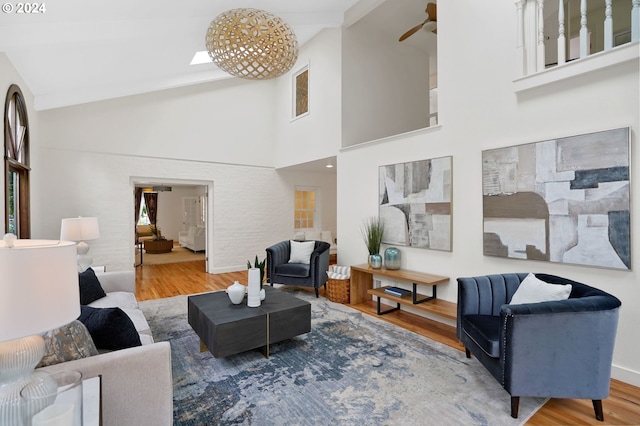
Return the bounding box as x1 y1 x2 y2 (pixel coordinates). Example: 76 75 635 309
150 225 162 240
247 255 266 288
361 216 385 269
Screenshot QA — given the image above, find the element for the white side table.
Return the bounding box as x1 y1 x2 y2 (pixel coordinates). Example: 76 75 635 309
83 376 101 426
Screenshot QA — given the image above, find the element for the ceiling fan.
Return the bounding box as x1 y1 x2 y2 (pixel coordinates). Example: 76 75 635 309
399 3 437 42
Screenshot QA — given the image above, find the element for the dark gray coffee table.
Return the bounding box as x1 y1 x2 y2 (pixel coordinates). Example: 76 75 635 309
187 286 311 358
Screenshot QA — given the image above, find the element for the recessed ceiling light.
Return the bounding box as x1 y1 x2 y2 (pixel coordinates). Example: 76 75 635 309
190 51 212 65
326 164 334 168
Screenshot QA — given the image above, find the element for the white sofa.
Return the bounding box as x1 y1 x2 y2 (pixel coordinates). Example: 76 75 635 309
37 271 173 426
179 226 205 252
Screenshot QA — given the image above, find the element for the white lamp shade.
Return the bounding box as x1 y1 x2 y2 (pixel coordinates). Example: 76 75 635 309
0 239 79 342
60 217 100 242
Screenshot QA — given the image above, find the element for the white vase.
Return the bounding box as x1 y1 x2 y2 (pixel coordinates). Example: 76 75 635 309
247 268 261 307
260 288 266 301
227 281 245 304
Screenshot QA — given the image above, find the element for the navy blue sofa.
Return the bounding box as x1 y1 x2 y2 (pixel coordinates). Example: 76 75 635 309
266 240 330 298
457 273 621 421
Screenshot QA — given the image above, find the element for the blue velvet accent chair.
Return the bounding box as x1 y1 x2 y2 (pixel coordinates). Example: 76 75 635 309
266 240 331 298
457 273 621 421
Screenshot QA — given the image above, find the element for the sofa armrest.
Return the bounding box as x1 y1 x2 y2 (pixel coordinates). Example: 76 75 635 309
266 241 291 282
500 307 619 399
310 241 331 286
38 342 172 426
95 270 135 293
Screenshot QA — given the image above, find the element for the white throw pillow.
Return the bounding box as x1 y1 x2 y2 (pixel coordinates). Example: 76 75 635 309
289 240 315 264
510 273 572 305
332 265 351 277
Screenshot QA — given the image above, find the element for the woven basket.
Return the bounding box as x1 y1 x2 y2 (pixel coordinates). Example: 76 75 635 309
326 278 350 304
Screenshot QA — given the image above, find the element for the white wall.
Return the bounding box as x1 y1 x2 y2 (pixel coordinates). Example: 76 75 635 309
35 147 297 273
339 0 640 386
154 186 204 241
279 169 338 239
274 28 343 168
38 78 277 167
342 11 430 147
31 78 334 273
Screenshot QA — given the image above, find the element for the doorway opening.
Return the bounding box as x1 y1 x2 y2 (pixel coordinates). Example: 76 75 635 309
132 178 212 272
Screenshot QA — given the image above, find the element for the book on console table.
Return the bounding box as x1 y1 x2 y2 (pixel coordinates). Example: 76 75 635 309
384 286 413 297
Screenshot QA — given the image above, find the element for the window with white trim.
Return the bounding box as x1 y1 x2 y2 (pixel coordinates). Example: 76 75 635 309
294 188 317 230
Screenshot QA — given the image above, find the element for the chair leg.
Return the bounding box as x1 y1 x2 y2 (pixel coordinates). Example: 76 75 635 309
315 287 319 298
465 348 471 358
511 396 520 419
593 400 604 421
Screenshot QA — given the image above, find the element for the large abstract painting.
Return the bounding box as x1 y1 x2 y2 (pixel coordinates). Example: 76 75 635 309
379 157 452 251
482 127 630 270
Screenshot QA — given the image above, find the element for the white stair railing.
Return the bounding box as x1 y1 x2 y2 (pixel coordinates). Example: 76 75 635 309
558 0 566 64
605 0 614 50
515 0 639 77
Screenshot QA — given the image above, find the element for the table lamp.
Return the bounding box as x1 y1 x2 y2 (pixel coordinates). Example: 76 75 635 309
60 217 100 272
0 234 79 424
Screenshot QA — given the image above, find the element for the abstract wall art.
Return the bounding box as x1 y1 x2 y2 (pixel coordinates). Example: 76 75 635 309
482 127 631 270
292 65 309 119
379 156 452 251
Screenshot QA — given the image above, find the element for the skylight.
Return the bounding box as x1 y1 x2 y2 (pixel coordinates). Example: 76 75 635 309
190 51 212 65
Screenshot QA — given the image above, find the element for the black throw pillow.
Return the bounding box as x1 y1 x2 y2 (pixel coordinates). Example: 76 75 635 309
78 268 107 305
78 305 142 351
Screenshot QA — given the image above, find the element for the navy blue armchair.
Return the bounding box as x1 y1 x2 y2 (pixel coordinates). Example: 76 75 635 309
266 240 330 298
457 273 621 421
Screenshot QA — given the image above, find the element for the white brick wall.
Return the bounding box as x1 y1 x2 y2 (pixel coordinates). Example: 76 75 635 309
34 148 294 273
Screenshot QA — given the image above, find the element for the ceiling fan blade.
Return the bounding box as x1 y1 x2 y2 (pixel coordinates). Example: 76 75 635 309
399 22 425 42
426 3 437 22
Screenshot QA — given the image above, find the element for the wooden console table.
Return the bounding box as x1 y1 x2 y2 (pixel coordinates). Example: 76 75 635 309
144 239 174 254
350 264 454 320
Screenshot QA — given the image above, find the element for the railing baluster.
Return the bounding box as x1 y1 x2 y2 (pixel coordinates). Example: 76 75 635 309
537 0 546 71
604 0 613 50
558 0 566 64
580 0 589 58
515 0 526 76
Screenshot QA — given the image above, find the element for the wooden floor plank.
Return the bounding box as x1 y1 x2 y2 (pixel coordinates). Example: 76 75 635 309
136 261 640 425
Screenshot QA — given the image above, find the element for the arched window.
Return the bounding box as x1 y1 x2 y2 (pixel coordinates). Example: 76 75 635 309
4 84 30 238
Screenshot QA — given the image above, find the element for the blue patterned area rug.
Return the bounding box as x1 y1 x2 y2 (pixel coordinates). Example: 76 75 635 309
140 289 546 425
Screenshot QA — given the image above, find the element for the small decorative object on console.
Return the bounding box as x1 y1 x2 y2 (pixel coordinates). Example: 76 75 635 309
368 254 382 269
384 286 412 297
361 216 384 269
384 247 401 270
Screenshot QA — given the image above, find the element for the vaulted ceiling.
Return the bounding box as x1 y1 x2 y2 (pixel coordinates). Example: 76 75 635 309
0 0 436 112
0 0 361 110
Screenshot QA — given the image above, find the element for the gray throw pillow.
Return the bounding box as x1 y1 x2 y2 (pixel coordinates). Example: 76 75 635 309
37 320 99 368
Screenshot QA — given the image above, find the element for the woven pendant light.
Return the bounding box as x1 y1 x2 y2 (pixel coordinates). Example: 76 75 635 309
206 8 299 80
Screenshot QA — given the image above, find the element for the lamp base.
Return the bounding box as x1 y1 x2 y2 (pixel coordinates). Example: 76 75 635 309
76 241 93 272
0 335 56 425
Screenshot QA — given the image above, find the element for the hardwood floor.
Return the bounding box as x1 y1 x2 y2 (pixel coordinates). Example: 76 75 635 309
136 260 640 425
